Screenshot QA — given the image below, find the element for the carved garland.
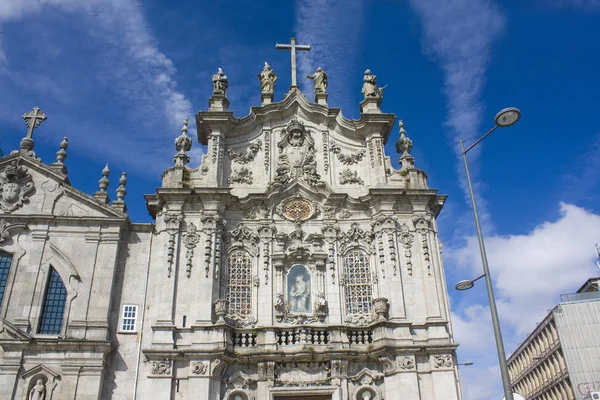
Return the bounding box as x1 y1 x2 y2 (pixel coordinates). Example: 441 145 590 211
322 131 330 173
375 232 386 279
322 224 340 284
398 223 414 276
164 213 182 278
329 140 366 165
202 214 219 278
413 214 432 275
228 139 262 164
368 140 375 168
375 138 383 166
264 131 271 173
183 223 200 278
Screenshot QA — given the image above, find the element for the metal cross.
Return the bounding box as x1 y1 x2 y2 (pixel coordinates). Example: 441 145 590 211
276 38 311 88
22 107 47 139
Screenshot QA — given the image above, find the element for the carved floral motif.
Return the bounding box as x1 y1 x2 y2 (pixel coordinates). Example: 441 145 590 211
0 161 35 213
228 167 253 185
151 359 172 376
432 354 453 368
339 168 364 185
399 223 414 276
191 361 208 375
398 356 415 370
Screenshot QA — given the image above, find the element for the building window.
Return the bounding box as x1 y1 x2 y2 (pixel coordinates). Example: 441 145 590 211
120 304 138 332
38 267 67 334
343 250 373 315
0 252 13 308
226 250 253 318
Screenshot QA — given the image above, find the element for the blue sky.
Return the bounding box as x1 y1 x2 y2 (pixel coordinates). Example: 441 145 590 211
2 1 600 398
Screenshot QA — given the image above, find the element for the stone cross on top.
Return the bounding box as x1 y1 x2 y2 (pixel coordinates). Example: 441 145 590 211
22 107 47 140
276 37 310 88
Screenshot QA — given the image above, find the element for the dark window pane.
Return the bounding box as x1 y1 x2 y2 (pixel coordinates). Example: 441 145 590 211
38 267 67 334
0 252 13 309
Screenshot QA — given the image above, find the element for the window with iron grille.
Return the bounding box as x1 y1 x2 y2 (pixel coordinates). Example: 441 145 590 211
38 267 67 334
343 250 373 315
226 250 253 318
0 252 13 309
120 304 138 332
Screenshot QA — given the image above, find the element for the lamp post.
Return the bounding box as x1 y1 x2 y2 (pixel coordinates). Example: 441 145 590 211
455 107 521 400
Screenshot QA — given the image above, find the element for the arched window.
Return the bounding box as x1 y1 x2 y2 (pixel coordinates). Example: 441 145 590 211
0 252 13 308
226 250 253 318
38 267 67 334
343 250 373 315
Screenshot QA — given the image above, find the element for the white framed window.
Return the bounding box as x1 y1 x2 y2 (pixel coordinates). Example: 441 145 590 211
120 304 138 332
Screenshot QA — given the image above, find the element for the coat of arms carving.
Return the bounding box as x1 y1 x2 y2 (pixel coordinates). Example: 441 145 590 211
0 161 35 212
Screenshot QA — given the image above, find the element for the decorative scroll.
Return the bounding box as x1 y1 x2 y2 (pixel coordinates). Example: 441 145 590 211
191 361 208 375
398 356 415 370
183 223 200 278
228 140 262 164
329 140 366 165
151 359 172 376
432 354 452 368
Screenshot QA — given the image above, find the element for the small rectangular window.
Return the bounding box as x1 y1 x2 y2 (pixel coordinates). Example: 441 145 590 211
120 304 138 332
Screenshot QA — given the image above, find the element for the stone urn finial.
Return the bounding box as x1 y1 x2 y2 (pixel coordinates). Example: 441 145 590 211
214 299 228 324
372 297 389 321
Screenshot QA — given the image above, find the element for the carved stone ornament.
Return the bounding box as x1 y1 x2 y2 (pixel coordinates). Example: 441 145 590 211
372 297 388 321
379 355 396 374
273 291 322 325
344 313 378 326
211 358 228 378
276 195 315 221
0 161 35 213
0 219 27 243
349 368 384 386
228 167 253 185
313 291 327 321
164 213 183 278
191 361 208 375
432 354 453 368
151 359 172 376
272 118 325 188
183 223 200 278
274 361 331 387
329 140 366 165
228 223 259 251
398 223 414 276
339 168 364 185
228 140 262 164
214 299 228 323
398 356 415 370
340 222 371 250
227 371 255 390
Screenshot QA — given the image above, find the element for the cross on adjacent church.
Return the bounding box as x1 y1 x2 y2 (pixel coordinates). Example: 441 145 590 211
22 107 47 139
276 38 311 88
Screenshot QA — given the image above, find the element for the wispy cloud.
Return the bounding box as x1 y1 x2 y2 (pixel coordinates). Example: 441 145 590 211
0 0 193 173
294 0 365 112
408 0 505 230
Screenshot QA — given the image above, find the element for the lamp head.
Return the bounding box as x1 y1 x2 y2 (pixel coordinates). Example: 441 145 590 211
494 107 521 128
455 280 475 291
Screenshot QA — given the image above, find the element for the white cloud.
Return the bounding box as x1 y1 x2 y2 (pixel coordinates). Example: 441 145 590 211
408 0 505 227
0 0 193 173
295 0 365 109
449 203 600 399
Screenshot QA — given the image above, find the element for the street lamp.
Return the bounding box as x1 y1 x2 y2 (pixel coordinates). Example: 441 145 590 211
455 107 521 400
458 361 474 367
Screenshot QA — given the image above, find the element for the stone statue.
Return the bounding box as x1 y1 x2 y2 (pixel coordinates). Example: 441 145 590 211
258 62 277 93
306 67 327 94
28 379 45 400
289 274 310 313
212 68 228 96
361 69 387 99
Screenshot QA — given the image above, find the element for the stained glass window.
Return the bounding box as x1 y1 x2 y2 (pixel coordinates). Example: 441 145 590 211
38 267 67 334
0 252 13 309
227 250 253 318
343 250 373 315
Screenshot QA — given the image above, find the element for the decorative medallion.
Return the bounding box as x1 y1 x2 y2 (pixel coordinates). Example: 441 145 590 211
277 196 316 222
0 161 35 213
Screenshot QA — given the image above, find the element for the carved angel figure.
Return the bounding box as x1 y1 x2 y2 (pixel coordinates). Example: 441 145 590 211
258 62 277 93
306 67 328 94
28 379 45 400
212 68 228 96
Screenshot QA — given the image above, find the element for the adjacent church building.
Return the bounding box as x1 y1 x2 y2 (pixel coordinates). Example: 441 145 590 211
0 43 463 399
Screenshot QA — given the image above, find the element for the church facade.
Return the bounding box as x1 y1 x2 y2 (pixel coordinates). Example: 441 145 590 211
0 56 463 399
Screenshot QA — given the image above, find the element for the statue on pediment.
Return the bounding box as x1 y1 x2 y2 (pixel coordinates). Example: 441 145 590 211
212 68 228 96
258 62 277 94
307 67 327 94
361 69 387 99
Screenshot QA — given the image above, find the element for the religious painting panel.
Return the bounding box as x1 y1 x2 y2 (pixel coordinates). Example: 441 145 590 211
286 264 311 314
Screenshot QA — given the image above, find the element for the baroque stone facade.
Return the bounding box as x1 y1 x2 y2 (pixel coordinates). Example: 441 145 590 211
0 70 462 399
